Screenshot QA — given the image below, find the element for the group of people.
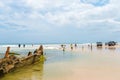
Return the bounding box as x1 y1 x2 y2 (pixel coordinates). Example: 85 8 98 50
60 43 93 52
61 44 66 51
18 44 34 48
61 44 77 51
18 44 26 48
70 44 77 50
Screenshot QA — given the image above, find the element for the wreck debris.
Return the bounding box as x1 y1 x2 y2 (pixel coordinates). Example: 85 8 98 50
0 45 44 76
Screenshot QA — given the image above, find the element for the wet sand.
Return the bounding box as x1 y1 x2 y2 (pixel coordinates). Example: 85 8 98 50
43 44 120 80
1 44 120 80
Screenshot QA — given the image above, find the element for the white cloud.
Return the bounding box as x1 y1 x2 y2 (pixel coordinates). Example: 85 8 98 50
23 0 68 10
0 1 4 8
0 0 120 31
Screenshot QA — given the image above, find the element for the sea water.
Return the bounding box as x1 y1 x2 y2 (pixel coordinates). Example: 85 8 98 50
1 44 120 80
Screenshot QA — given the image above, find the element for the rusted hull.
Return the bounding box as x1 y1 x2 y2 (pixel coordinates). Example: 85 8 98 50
0 45 44 77
0 54 42 76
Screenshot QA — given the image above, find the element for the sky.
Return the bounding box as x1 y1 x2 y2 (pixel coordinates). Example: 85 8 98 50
0 0 120 44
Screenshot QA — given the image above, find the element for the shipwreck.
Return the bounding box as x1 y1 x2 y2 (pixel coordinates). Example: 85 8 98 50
0 45 44 76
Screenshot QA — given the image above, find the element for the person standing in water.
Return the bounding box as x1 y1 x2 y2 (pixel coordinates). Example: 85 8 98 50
63 45 66 52
23 44 25 48
70 44 73 50
61 44 64 48
18 44 21 48
61 44 66 51
82 45 84 51
91 43 92 51
75 44 77 48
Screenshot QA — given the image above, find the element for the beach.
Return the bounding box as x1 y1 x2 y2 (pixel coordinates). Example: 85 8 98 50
0 0 119 80
1 43 120 80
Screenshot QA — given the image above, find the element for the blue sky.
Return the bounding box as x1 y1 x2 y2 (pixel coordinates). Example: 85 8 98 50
0 0 120 43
